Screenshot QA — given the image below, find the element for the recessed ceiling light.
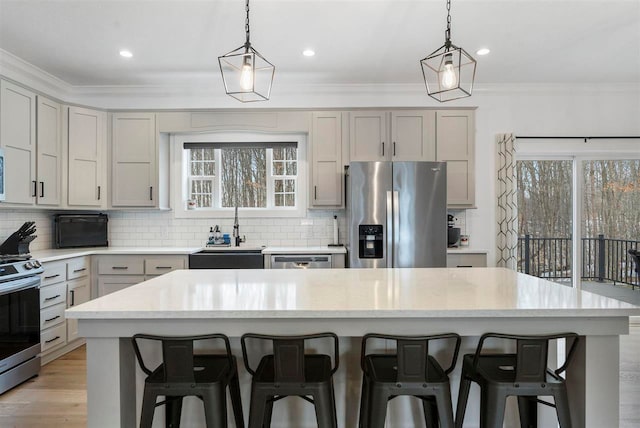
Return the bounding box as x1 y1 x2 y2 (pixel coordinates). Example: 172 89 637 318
119 50 133 58
476 48 490 56
302 49 315 57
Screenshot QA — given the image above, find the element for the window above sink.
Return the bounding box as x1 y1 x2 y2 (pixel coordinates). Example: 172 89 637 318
172 132 307 218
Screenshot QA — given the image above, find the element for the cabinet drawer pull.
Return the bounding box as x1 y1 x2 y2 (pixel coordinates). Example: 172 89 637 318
44 274 60 280
45 336 61 344
44 294 61 301
45 315 61 323
456 265 473 268
73 268 87 273
155 266 172 269
112 266 128 270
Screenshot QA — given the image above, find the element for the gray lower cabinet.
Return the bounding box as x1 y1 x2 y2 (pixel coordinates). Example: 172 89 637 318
40 256 90 364
446 252 487 268
95 254 187 297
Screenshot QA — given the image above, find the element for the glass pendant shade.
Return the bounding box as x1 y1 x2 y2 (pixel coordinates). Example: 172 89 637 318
421 44 476 102
219 45 275 102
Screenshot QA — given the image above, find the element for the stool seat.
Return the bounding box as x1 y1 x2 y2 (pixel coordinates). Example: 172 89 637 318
358 333 461 428
455 332 579 428
242 332 339 428
132 333 244 428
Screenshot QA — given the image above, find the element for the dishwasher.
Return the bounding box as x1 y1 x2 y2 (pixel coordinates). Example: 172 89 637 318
270 255 332 269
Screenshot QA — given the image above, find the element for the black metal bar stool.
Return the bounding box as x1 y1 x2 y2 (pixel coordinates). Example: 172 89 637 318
455 332 580 428
358 333 461 428
132 333 244 428
241 332 340 428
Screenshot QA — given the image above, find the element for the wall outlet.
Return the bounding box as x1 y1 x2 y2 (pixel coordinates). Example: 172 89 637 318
301 219 313 226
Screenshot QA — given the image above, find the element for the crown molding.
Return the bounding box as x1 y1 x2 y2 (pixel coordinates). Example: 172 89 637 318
2 49 639 109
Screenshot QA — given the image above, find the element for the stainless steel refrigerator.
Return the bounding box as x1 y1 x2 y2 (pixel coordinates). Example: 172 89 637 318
347 161 447 268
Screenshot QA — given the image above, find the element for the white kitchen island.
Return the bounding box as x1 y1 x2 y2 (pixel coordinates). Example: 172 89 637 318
66 268 640 428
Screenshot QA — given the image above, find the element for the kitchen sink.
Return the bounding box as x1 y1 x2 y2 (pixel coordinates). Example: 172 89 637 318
188 249 264 269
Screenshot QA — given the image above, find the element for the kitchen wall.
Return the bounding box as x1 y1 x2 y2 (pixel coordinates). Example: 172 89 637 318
0 209 347 250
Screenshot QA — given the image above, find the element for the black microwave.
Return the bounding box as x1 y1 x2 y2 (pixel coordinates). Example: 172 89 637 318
55 214 108 248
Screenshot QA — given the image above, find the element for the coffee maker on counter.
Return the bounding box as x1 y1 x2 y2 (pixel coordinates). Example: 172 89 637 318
447 214 460 247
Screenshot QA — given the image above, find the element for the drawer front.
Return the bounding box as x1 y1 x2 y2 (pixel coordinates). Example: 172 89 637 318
98 256 144 275
41 262 67 286
145 256 185 275
41 323 67 353
446 253 487 268
40 282 67 309
97 275 143 297
67 257 90 280
41 303 65 330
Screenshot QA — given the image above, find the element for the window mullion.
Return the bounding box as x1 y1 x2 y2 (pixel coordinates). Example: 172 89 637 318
214 149 222 209
266 149 274 209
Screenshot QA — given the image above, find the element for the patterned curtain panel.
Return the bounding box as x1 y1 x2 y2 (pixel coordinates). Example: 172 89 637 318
496 134 518 269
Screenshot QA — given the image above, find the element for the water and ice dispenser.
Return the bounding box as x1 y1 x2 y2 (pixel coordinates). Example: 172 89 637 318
358 225 383 259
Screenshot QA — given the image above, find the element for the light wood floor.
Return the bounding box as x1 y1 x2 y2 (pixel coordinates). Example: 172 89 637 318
0 329 638 427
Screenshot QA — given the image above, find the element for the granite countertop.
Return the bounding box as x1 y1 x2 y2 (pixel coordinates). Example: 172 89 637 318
66 267 640 319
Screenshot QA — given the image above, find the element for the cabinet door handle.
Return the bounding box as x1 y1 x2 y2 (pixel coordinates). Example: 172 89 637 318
314 186 317 200
40 182 45 198
45 315 61 323
150 186 153 201
382 142 385 157
73 268 86 273
44 294 61 301
44 274 60 280
45 336 61 344
97 186 101 200
70 289 75 306
393 142 396 156
32 180 37 197
112 266 128 270
456 265 473 268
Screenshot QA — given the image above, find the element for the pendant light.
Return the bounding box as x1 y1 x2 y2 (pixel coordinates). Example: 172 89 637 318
218 0 275 102
420 0 476 102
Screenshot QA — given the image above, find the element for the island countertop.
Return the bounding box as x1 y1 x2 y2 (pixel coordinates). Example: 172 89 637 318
66 267 640 320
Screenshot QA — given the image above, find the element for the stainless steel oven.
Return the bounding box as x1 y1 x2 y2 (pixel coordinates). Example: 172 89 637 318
0 258 42 394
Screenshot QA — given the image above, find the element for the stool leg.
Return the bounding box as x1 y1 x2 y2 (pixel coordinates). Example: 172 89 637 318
202 388 227 428
165 396 183 428
367 387 390 428
434 386 455 428
481 387 507 428
455 375 472 428
554 388 573 428
313 383 338 428
359 376 370 428
517 396 537 428
422 397 438 428
264 397 274 427
248 386 269 428
139 388 157 428
228 368 245 428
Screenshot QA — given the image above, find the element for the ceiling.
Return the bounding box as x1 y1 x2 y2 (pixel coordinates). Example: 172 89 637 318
0 0 639 88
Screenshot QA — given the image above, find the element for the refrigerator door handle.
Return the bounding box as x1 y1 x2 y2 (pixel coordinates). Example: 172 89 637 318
393 191 400 267
386 190 393 267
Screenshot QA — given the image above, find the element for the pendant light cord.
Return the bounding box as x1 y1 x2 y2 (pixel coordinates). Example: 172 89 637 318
445 0 452 47
245 0 251 48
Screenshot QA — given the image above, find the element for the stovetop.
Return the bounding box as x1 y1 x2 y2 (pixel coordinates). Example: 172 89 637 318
0 255 43 282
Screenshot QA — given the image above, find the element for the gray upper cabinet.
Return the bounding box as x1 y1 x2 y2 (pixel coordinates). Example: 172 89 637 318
349 110 436 162
68 106 106 207
36 96 62 206
111 113 157 207
310 112 343 207
436 110 475 207
0 80 37 205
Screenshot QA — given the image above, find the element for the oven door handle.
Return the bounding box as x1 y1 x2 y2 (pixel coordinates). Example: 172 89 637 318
0 276 40 297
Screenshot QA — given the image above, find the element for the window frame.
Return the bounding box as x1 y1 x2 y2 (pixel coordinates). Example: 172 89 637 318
171 132 307 218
